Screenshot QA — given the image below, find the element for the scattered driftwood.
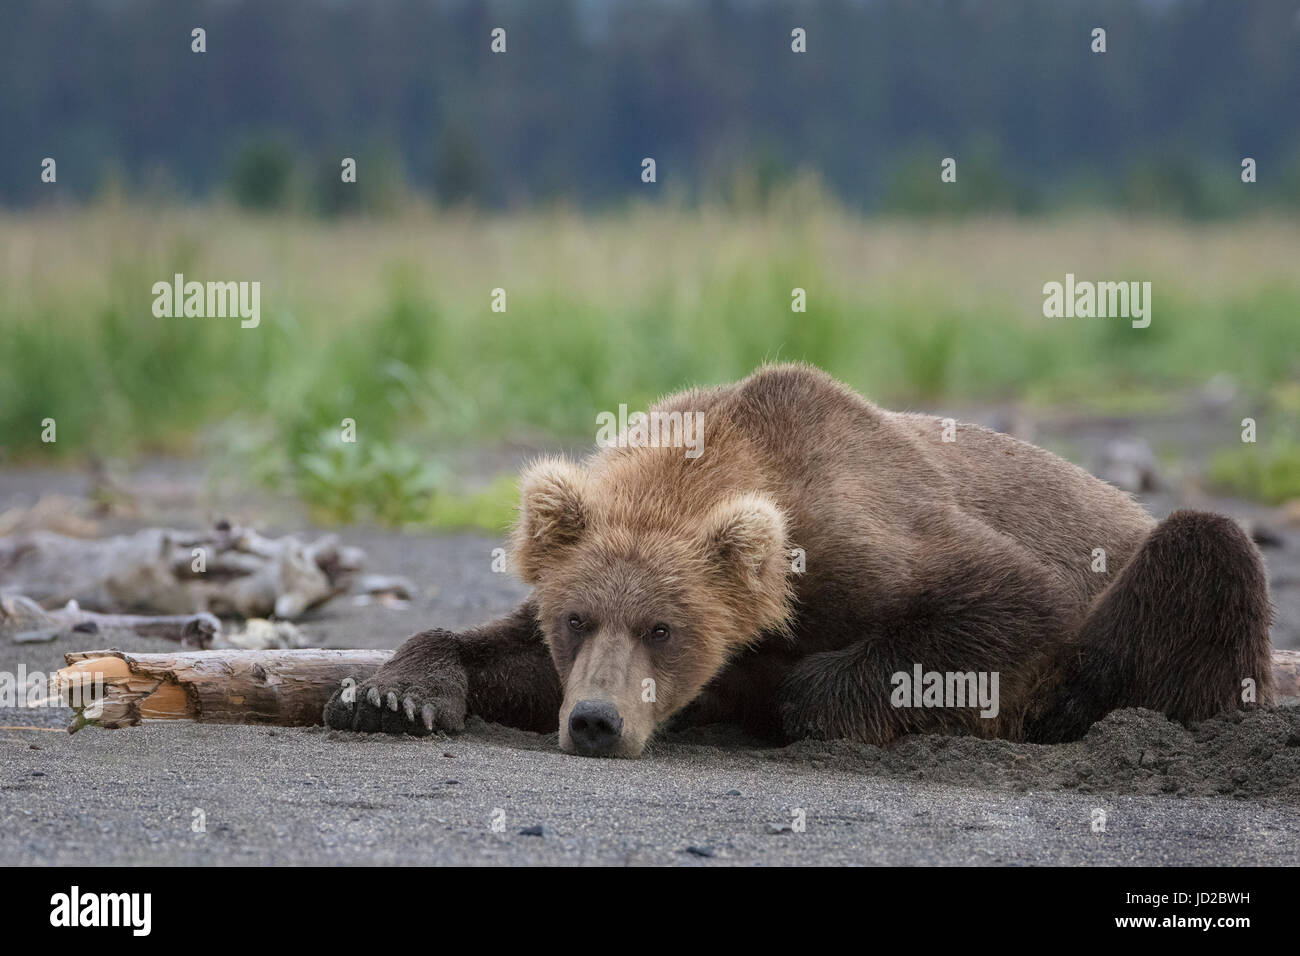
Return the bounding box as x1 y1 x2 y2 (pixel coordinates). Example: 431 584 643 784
217 618 308 650
1274 648 1300 698
53 648 1300 733
0 495 100 539
357 574 412 599
1 594 217 647
351 574 414 608
1097 438 1162 494
0 522 364 619
1 593 306 649
57 648 392 730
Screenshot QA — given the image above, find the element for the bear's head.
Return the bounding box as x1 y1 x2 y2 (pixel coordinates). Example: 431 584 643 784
510 456 794 757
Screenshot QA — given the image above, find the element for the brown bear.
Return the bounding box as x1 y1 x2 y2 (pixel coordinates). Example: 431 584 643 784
324 363 1274 757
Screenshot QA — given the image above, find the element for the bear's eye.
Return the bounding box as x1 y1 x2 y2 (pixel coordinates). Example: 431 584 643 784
568 615 587 633
648 623 671 642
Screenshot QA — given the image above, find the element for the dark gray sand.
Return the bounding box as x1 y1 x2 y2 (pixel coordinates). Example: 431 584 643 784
2 428 1300 865
2 708 1297 866
1 527 1297 866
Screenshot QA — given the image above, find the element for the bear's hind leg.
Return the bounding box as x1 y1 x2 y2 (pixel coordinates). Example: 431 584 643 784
778 537 1078 746
1024 510 1273 743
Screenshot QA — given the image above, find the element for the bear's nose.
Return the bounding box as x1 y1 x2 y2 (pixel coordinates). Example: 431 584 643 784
568 700 623 757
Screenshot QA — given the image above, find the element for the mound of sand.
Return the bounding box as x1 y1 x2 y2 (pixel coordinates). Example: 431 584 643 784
753 704 1300 803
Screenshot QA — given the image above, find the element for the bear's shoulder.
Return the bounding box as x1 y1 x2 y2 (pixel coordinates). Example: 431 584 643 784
733 362 882 422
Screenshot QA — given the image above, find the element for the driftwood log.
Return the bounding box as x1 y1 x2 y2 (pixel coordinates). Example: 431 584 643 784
0 523 364 619
54 647 1300 733
1 594 218 647
58 648 392 731
1273 648 1300 699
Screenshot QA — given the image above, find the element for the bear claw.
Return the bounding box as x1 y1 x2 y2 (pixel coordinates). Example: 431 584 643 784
323 662 469 738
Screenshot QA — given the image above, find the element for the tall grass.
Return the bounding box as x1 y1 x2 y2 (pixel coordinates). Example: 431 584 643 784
2 203 1297 500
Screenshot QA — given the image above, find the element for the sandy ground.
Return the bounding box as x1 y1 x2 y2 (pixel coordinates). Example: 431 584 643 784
2 406 1300 865
2 526 1298 866
4 714 1299 866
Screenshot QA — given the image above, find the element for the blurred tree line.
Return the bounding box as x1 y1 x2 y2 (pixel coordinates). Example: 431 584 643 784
2 0 1298 217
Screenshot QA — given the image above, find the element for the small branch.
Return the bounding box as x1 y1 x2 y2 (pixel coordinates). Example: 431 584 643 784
2 594 218 646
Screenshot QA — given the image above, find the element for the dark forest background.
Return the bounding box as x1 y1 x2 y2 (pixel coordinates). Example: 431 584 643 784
3 0 1299 216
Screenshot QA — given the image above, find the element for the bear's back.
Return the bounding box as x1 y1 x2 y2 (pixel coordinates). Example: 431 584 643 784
590 363 1153 607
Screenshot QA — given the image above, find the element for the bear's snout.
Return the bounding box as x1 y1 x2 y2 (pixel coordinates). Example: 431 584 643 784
568 699 624 757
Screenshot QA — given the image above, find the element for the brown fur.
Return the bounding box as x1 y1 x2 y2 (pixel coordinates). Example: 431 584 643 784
325 364 1274 755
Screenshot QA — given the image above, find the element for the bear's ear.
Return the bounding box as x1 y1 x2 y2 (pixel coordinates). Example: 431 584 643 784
698 492 789 596
510 457 590 583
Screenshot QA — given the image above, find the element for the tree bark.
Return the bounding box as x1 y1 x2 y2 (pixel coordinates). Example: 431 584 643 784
58 648 391 730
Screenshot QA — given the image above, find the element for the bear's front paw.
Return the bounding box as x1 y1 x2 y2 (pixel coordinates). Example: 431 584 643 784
323 659 468 737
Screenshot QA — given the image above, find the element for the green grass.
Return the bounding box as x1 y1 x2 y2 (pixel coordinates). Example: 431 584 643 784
1210 438 1300 505
1207 384 1300 505
2 205 1298 527
425 473 519 534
